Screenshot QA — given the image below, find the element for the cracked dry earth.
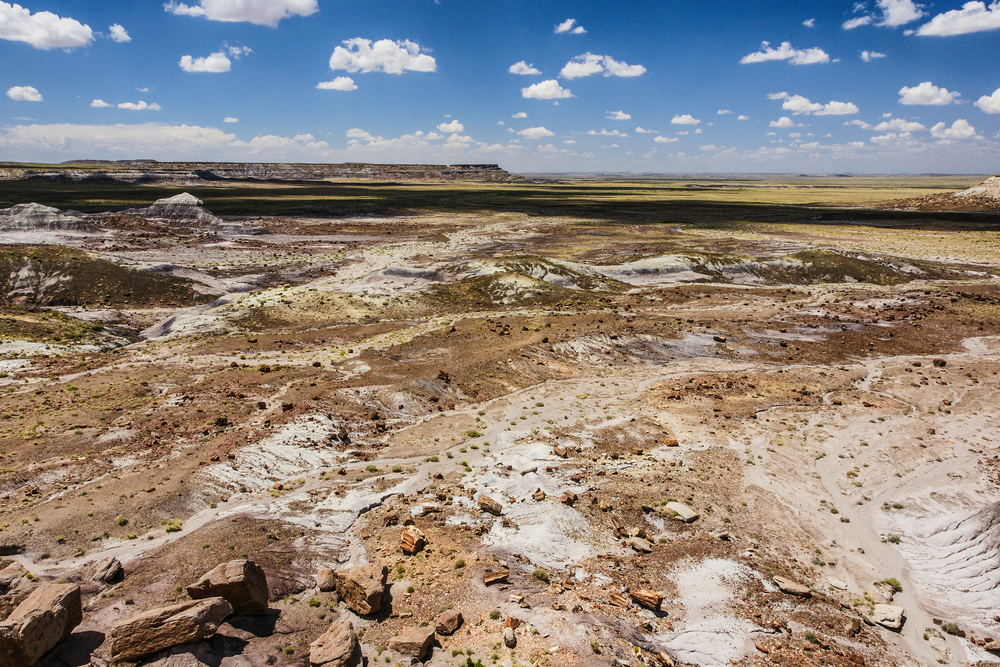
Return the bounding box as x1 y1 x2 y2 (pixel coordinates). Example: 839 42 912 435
1 210 1000 667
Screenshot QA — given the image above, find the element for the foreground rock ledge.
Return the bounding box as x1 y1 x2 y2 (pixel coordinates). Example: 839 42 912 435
0 583 82 667
186 559 269 616
110 596 233 662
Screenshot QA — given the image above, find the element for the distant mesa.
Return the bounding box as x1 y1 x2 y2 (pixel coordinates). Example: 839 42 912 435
954 175 1000 201
139 192 223 226
0 203 98 232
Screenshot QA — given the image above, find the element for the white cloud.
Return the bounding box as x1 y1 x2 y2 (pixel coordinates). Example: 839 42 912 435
671 114 701 125
564 139 576 144
136 87 151 92
654 136 679 143
521 79 573 99
874 118 927 131
635 127 658 134
91 99 111 108
843 15 874 28
560 53 646 79
803 18 816 27
164 0 317 27
346 128 376 140
739 41 830 65
587 129 627 136
976 87 1000 113
916 1 1000 36
118 100 161 111
718 109 732 115
329 38 436 74
224 117 238 123
860 50 886 61
227 45 252 58
700 145 719 151
518 127 555 139
512 112 527 118
179 51 231 73
108 24 130 43
437 120 465 133
768 92 859 116
930 119 977 140
317 77 357 91
7 86 41 102
770 117 797 128
898 81 960 105
509 61 541 75
606 110 631 120
0 2 94 49
554 18 586 34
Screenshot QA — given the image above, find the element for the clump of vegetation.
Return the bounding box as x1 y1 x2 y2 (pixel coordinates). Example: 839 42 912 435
532 568 549 582
879 577 903 593
115 515 128 526
886 534 901 544
466 430 483 438
161 519 183 533
489 609 502 621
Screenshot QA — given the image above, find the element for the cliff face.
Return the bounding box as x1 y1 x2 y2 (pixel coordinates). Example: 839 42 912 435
0 161 523 185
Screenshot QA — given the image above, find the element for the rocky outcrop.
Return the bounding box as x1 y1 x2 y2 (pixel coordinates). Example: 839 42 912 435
0 203 97 232
142 193 223 226
309 619 359 667
955 176 1000 200
186 559 268 615
92 557 124 584
0 562 37 621
388 625 435 659
109 597 233 662
327 564 387 616
0 583 82 667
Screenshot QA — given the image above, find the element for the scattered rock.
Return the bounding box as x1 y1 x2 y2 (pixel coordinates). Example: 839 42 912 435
400 525 427 555
435 610 463 635
92 557 124 584
328 563 388 616
110 597 233 662
629 589 663 610
503 626 516 648
483 570 509 585
773 576 811 597
0 583 82 667
627 537 653 553
871 604 905 631
478 495 503 516
317 568 336 593
532 488 546 501
608 593 630 608
388 625 435 660
309 619 359 667
186 559 269 616
828 578 848 590
663 502 699 523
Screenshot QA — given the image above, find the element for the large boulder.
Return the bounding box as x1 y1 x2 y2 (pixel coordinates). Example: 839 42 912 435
309 619 359 667
388 625 435 660
328 563 387 616
435 610 463 636
92 557 124 584
186 559 268 615
0 562 37 621
0 583 82 667
871 604 905 631
110 597 233 662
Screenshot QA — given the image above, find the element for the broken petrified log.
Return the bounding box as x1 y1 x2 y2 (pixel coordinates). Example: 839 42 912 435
629 589 663 610
400 525 427 555
0 583 82 667
478 495 503 516
773 576 812 597
92 557 124 584
329 563 388 616
483 570 509 585
186 559 269 615
110 597 232 662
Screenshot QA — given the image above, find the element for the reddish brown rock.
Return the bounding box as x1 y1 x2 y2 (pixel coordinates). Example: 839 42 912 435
400 525 426 555
435 610 463 635
110 597 233 662
388 625 435 660
310 619 359 667
329 563 388 616
478 495 503 516
186 559 268 615
0 583 82 667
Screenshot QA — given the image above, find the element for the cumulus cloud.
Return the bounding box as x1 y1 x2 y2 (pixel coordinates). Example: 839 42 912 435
930 119 977 139
740 41 830 65
635 127 658 134
860 50 886 61
437 120 465 133
671 115 700 125
738 115 750 120
521 79 573 99
560 53 646 79
803 18 816 27
768 92 859 115
0 2 94 49
976 87 1000 113
916 1 1000 35
606 110 631 120
587 129 627 136
554 18 586 34
718 109 732 115
845 0 926 28
108 24 130 43
843 16 874 28
224 117 238 123
509 61 541 75
898 81 960 105
849 118 928 132
118 100 161 111
770 117 797 128
91 99 111 107
518 126 555 139
7 85 41 102
329 38 436 74
512 112 527 118
179 51 231 72
317 77 357 91
654 136 679 143
164 0 317 27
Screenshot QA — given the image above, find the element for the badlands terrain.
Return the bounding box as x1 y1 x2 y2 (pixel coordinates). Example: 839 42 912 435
0 169 998 667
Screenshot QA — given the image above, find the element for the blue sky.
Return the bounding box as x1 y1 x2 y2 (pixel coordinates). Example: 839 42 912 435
1 0 999 173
